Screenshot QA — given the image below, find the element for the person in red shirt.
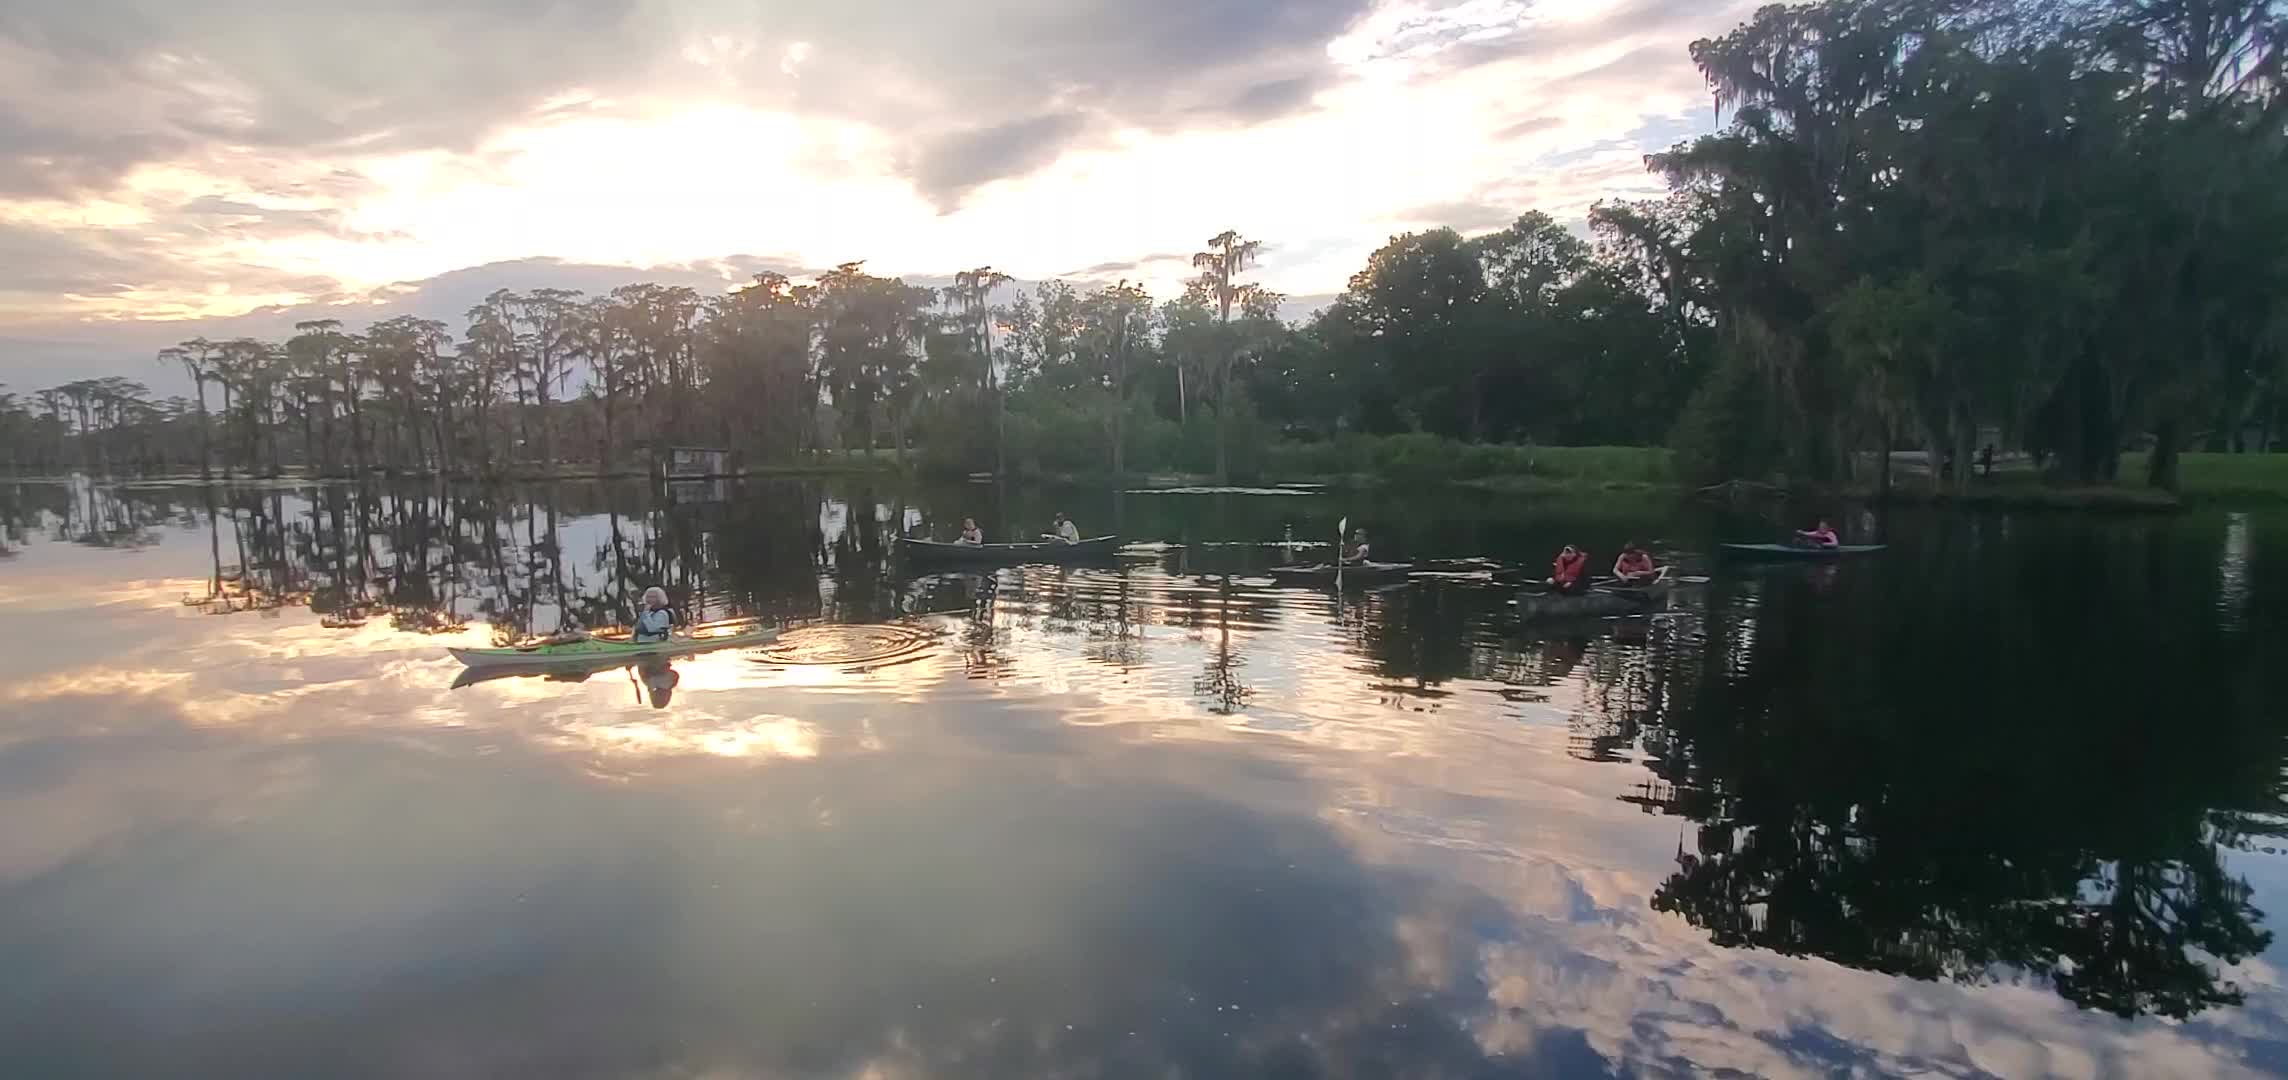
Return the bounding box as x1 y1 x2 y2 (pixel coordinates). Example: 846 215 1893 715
1550 545 1590 593
1612 541 1660 585
1795 519 1840 548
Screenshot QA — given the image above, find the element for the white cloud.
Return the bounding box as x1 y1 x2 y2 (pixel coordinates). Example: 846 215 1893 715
0 0 1761 382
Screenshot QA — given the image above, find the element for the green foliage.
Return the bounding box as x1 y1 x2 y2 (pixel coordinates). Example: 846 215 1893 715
1669 354 1791 487
1640 0 2288 492
917 388 1266 480
20 0 2285 504
1262 433 1671 486
1292 213 1695 446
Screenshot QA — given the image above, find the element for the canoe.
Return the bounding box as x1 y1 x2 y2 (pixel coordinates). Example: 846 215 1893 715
1719 542 1887 560
449 625 783 670
1516 580 1671 619
898 536 1121 563
1267 561 1416 582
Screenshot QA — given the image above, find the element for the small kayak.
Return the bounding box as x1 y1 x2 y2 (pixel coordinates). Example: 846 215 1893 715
899 536 1121 563
449 625 783 669
1720 542 1887 559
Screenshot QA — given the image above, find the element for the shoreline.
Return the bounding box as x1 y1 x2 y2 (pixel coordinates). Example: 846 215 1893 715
14 445 2288 512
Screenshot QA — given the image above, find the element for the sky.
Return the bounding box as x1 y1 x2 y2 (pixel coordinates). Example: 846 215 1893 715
0 0 1757 395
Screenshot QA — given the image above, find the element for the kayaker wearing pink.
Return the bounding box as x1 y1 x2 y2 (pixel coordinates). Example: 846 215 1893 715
1795 521 1840 549
1613 542 1659 585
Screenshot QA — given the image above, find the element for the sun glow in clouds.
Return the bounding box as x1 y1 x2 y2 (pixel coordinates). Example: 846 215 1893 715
0 0 1759 331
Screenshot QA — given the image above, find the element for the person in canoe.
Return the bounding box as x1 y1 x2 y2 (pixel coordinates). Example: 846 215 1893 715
1342 528 1372 565
1049 512 1082 544
1794 519 1841 549
1551 545 1591 594
1613 541 1661 586
957 517 985 545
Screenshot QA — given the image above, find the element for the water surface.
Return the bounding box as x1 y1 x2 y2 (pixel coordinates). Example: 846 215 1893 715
2 478 2285 1077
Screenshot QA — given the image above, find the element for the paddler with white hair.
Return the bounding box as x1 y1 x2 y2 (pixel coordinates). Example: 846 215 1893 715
632 586 676 642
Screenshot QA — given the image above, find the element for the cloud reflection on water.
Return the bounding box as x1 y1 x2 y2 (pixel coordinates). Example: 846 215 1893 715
1 480 2285 1077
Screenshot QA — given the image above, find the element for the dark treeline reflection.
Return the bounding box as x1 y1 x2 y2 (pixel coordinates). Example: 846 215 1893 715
1 478 927 640
8 479 2288 1022
1578 514 2288 1021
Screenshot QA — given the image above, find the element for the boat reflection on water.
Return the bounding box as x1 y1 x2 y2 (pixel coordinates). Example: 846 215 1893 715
448 653 682 709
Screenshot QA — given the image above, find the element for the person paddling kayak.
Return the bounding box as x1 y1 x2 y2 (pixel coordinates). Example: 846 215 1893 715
1049 513 1081 544
1794 520 1840 549
538 585 673 646
957 517 984 544
631 586 676 642
1551 545 1591 594
1613 541 1660 585
1342 528 1372 565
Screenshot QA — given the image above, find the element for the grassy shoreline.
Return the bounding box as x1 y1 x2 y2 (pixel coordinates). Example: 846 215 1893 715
1859 481 2183 513
1249 439 2288 511
22 440 2288 510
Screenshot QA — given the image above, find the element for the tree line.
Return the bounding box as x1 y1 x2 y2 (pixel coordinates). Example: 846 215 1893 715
1647 0 2287 492
3 0 2281 493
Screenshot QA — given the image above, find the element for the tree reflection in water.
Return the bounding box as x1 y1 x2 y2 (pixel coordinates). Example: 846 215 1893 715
1578 516 2287 1020
12 479 2287 1022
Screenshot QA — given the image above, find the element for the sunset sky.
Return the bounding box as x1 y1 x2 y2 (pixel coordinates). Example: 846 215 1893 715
0 0 1755 392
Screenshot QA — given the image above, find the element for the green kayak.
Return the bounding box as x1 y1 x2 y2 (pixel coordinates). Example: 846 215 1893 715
449 625 783 669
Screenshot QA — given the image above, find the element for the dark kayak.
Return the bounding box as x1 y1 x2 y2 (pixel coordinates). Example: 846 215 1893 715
899 535 1121 563
1720 542 1887 560
1267 561 1415 582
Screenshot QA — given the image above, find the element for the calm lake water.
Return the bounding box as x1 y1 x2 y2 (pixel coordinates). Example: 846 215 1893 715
4 476 2287 1078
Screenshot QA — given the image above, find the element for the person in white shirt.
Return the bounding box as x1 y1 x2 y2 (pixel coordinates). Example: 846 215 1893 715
1342 529 1371 564
958 518 984 544
1051 513 1081 544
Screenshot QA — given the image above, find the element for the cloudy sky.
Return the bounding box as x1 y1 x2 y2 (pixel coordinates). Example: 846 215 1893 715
0 0 1754 393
